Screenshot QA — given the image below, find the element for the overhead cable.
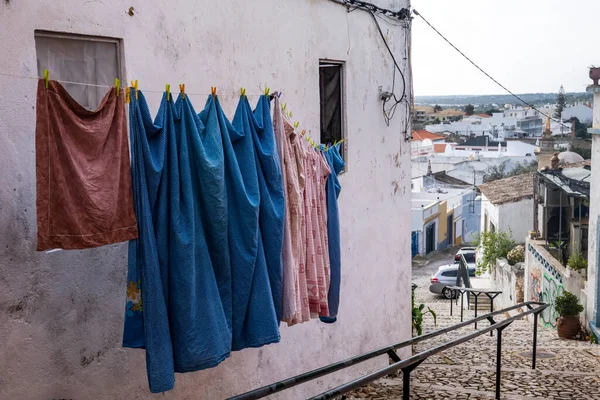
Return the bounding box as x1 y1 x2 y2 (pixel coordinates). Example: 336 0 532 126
413 9 572 131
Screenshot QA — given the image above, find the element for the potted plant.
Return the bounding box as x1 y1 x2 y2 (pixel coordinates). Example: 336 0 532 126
507 245 525 266
555 291 583 339
590 65 600 86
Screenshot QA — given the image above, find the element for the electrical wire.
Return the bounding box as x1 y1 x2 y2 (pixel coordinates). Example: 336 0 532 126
0 72 265 97
412 9 572 131
369 12 408 127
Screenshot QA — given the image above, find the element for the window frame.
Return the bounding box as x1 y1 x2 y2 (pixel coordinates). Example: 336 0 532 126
319 59 347 169
34 30 124 88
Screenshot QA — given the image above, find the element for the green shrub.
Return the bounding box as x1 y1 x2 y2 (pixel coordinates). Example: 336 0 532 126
567 250 588 271
474 229 516 274
555 291 584 317
412 287 436 336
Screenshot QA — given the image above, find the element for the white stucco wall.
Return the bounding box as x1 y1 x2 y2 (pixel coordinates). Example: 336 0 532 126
498 199 534 244
0 1 412 399
480 193 532 244
480 193 499 232
587 90 600 324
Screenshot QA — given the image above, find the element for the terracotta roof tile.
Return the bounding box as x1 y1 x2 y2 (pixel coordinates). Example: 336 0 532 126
412 130 446 142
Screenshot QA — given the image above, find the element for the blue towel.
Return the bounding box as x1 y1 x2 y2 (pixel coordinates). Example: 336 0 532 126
251 95 285 323
200 95 279 351
123 91 232 393
319 143 345 323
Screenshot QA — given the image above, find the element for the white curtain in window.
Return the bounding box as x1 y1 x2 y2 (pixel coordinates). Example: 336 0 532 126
35 36 118 110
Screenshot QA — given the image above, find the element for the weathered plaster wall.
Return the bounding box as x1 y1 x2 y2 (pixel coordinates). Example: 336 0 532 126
0 0 412 398
587 90 600 327
492 258 524 311
498 199 534 244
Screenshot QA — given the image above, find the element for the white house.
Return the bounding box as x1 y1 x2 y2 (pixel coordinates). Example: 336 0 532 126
0 1 413 398
562 104 593 124
478 173 535 243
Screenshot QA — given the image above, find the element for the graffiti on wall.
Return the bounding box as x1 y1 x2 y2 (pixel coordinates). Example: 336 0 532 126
530 266 542 302
528 244 566 328
541 272 565 327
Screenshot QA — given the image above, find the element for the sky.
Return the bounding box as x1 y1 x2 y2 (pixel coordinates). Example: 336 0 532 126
411 0 600 96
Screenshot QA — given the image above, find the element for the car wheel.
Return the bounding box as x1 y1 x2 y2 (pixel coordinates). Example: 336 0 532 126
442 287 454 299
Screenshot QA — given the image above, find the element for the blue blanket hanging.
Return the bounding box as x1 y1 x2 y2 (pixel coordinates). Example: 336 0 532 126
200 95 280 351
250 95 286 323
123 91 233 393
319 143 345 323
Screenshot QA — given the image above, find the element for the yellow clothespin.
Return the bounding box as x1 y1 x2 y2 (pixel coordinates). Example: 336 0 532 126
211 87 217 98
240 87 246 98
43 69 49 89
179 84 186 100
294 122 299 128
115 78 120 97
165 84 171 101
283 103 287 111
289 111 293 118
264 87 270 97
125 87 131 104
131 80 139 100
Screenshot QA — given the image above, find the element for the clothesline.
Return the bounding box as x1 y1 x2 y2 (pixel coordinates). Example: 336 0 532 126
0 71 267 97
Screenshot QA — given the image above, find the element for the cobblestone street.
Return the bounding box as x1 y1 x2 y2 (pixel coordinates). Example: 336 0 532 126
348 250 600 399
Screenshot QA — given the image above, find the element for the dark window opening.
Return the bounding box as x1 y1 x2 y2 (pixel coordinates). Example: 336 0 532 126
319 62 344 160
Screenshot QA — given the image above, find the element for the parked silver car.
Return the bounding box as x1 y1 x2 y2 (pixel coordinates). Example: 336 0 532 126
430 256 477 299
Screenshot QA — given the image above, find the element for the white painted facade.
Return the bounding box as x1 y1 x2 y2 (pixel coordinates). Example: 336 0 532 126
587 88 600 328
481 193 533 244
0 1 413 399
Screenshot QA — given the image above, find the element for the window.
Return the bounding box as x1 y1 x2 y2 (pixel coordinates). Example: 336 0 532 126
441 270 458 278
35 31 121 110
319 61 345 161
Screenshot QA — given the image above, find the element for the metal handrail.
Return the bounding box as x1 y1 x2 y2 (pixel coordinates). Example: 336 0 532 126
447 286 502 329
310 302 548 400
228 302 548 400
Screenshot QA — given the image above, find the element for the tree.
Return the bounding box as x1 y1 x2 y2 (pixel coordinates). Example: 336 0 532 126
554 85 566 119
464 104 475 116
509 160 538 175
484 160 509 182
433 104 443 113
484 160 538 182
473 229 516 274
571 145 591 160
485 108 501 116
571 117 592 139
426 117 441 125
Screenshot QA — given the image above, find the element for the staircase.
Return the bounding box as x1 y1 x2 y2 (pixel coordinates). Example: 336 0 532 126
346 289 600 400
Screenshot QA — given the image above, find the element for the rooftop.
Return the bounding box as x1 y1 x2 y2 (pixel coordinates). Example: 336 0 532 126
475 114 492 118
462 136 507 147
412 130 446 142
478 173 535 205
538 163 591 198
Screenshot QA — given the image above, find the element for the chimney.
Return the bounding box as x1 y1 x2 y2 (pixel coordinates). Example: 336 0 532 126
551 152 560 170
571 119 577 138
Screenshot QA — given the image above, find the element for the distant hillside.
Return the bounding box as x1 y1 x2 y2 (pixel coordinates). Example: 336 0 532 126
415 92 592 107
